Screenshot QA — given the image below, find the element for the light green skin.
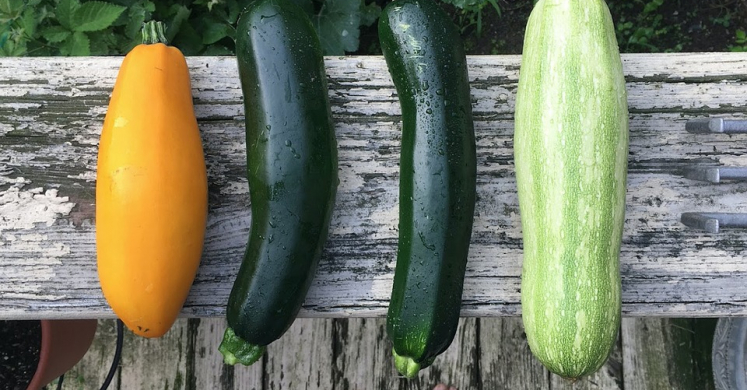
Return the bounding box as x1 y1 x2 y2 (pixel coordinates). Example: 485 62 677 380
514 0 628 380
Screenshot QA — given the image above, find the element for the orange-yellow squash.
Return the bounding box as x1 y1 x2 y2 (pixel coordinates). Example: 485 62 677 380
96 22 207 338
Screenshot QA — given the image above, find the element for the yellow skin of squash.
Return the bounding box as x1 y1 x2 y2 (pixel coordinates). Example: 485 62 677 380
96 42 207 338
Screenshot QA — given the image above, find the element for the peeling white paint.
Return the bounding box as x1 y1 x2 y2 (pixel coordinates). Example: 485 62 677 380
0 176 30 186
0 185 76 303
220 180 249 195
68 171 97 182
0 187 76 231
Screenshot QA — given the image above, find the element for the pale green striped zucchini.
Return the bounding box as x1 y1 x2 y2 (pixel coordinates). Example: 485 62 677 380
514 0 629 380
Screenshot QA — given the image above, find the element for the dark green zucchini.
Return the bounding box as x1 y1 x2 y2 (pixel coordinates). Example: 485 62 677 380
219 0 338 366
379 0 477 378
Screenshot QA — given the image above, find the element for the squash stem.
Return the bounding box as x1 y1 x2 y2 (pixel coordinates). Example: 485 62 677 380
393 349 421 378
219 327 266 366
142 21 168 45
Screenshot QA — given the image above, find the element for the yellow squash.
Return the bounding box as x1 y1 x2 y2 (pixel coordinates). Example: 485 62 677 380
96 21 207 338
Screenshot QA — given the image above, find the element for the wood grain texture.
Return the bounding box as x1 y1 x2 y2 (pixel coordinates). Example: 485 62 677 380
2 54 747 319
57 317 715 390
263 319 334 390
479 318 550 389
60 318 265 390
398 318 480 390
332 318 481 390
193 318 264 390
622 318 718 390
331 318 396 390
117 319 189 390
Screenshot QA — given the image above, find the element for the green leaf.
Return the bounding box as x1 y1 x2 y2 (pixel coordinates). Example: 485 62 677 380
360 1 380 27
73 1 125 32
19 8 37 38
1 37 26 56
125 5 146 38
88 30 112 54
440 0 487 8
117 34 138 53
109 0 137 7
65 30 89 55
170 17 202 55
485 0 500 16
314 0 360 55
31 5 52 26
205 0 220 11
643 0 661 14
0 38 11 56
26 39 52 55
201 18 232 45
0 0 23 18
166 4 190 42
41 25 70 42
56 0 80 30
226 0 240 23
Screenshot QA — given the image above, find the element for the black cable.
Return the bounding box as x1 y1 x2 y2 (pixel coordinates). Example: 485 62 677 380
100 319 124 390
55 374 64 390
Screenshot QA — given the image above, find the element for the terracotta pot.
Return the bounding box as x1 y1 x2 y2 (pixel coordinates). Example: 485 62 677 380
26 319 98 390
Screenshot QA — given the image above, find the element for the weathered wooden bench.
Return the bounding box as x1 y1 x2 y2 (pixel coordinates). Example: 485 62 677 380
0 54 744 389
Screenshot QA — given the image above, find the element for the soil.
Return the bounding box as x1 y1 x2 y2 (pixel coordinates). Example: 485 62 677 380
0 321 42 390
356 0 747 55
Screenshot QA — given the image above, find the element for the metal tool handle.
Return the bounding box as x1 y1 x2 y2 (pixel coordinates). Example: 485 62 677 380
681 212 747 233
684 167 747 183
686 118 747 134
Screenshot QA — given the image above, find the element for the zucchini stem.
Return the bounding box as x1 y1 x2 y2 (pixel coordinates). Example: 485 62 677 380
219 327 266 366
142 21 168 45
393 349 421 379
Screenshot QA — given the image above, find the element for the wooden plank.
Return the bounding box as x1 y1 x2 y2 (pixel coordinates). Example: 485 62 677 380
331 318 397 389
622 318 717 390
263 319 334 390
398 318 480 390
192 318 264 390
115 319 189 389
58 317 719 390
2 54 747 319
331 318 480 390
479 318 550 390
60 318 265 390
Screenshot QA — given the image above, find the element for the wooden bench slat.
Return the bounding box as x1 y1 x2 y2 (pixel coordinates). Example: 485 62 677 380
1 54 746 319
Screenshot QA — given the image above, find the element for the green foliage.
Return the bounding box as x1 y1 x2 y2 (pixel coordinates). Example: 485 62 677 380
445 0 501 37
1 0 126 56
312 0 379 55
729 29 747 52
441 0 499 10
711 13 731 28
611 0 686 53
0 0 381 56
